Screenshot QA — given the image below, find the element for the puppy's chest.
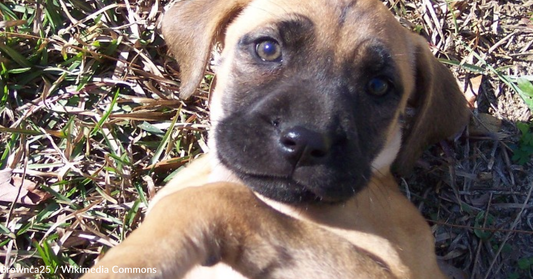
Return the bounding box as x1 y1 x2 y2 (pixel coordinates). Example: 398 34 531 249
184 264 248 279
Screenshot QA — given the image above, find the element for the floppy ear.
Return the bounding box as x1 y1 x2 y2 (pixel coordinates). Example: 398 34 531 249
161 0 252 99
393 34 470 175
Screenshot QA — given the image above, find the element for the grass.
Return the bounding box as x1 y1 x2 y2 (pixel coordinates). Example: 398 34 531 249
1 0 209 277
1 0 532 278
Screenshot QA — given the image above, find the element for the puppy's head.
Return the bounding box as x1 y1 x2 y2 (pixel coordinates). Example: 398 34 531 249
162 0 469 203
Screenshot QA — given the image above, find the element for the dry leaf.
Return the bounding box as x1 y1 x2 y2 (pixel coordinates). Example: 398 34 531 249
463 75 483 108
469 113 502 136
0 169 50 205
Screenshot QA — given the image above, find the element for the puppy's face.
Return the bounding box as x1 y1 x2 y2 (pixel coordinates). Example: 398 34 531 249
209 0 416 203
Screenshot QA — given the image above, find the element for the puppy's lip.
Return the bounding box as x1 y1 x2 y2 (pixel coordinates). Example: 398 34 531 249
235 170 348 203
217 154 354 203
217 154 292 180
233 169 294 185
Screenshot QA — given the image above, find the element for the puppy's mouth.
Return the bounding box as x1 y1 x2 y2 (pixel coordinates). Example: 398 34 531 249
246 174 326 203
216 154 366 204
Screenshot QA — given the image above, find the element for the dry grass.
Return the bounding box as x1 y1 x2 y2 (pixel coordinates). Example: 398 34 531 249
0 0 531 278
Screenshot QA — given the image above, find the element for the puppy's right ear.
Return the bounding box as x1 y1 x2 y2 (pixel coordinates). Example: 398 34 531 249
162 0 252 99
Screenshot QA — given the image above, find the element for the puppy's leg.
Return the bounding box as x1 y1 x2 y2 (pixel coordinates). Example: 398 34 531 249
82 183 395 279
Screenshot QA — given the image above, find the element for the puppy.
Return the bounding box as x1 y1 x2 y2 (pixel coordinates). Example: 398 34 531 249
82 0 469 278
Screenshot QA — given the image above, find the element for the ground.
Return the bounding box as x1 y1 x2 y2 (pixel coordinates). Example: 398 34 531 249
0 0 532 278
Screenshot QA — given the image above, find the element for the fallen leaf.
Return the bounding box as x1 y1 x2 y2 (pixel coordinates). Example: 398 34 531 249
0 169 50 205
469 113 503 137
463 75 483 108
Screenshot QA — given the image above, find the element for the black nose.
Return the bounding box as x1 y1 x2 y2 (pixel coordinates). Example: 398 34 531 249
279 126 331 166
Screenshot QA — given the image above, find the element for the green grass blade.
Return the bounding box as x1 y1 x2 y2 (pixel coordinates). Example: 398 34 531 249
91 87 121 136
517 78 533 111
0 44 32 67
149 107 182 166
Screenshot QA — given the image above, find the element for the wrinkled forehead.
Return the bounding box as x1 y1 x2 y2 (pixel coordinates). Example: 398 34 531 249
225 0 410 54
223 0 416 95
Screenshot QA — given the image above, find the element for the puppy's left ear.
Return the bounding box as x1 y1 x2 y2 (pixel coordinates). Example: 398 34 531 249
393 34 470 175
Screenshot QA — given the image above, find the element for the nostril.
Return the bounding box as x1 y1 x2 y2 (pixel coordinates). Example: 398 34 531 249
280 130 302 153
280 137 297 148
279 126 332 165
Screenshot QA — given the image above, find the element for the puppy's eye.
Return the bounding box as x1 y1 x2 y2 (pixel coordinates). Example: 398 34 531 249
255 40 282 62
367 77 392 96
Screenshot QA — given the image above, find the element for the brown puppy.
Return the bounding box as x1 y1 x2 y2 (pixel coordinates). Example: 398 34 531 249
82 0 469 278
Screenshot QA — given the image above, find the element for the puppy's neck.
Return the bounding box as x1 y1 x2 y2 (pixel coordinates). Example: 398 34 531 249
208 154 243 184
254 171 397 223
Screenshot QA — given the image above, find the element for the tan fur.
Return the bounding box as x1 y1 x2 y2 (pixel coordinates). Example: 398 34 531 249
394 34 470 174
82 0 470 278
82 158 445 279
